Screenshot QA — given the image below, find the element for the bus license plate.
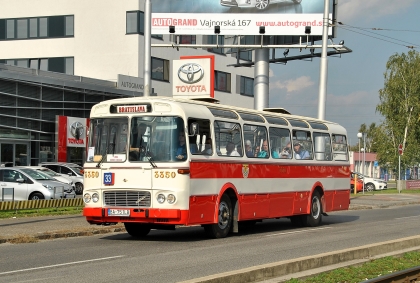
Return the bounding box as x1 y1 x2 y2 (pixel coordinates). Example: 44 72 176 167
108 209 130 217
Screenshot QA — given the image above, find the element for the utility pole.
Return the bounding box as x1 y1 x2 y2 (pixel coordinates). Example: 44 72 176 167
317 0 329 120
143 0 151 97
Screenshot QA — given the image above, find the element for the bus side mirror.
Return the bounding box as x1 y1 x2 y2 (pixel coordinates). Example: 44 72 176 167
189 123 199 136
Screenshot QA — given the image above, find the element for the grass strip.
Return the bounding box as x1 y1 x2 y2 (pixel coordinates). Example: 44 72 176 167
0 206 83 219
285 251 420 283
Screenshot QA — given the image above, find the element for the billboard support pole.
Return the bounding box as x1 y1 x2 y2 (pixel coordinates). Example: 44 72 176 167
143 0 152 97
317 0 330 120
254 36 269 111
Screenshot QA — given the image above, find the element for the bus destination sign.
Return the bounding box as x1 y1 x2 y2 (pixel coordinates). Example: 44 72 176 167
117 105 147 113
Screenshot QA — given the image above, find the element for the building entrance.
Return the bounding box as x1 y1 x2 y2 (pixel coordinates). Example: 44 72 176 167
0 142 29 166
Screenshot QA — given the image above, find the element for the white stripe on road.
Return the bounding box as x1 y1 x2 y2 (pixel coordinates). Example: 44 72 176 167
264 226 331 237
395 215 420 220
0 255 125 275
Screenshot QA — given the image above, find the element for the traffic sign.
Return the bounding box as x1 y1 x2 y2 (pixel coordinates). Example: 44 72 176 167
398 144 403 155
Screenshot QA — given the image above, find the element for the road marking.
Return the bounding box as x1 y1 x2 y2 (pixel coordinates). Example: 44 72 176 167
0 255 124 275
264 227 331 237
395 215 420 220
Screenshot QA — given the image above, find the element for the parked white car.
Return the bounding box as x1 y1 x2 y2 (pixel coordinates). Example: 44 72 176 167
18 166 74 188
353 172 387 191
221 0 302 10
39 162 84 195
0 167 75 201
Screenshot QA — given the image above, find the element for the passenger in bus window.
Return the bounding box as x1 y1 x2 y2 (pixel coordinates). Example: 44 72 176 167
293 142 310 160
236 144 242 156
175 132 187 160
226 142 240 156
245 140 253 157
254 146 260 157
201 138 213 155
258 140 279 158
280 143 292 159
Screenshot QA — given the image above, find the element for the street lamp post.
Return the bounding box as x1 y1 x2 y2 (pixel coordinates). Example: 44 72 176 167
357 132 366 194
357 133 361 173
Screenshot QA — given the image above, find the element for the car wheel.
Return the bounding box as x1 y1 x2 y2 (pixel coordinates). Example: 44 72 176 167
204 194 232 238
29 192 45 200
255 0 270 10
124 223 151 238
75 182 84 195
365 183 375 192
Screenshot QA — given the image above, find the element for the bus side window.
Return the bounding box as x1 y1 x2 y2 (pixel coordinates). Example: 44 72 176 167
332 134 348 161
214 121 243 157
269 127 291 159
313 132 332 161
188 118 211 155
243 124 267 158
292 130 313 160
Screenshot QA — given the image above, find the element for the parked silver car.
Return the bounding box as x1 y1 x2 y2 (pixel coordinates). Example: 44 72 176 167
0 167 75 201
39 162 84 195
19 166 74 188
221 0 302 10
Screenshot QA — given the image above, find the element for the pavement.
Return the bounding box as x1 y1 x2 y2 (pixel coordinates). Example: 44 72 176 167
1 193 420 282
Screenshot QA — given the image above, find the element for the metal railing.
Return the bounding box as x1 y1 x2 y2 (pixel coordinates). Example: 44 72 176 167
1 187 83 210
0 198 84 211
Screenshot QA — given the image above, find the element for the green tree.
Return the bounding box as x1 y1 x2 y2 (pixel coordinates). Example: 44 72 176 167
355 123 377 153
376 50 420 175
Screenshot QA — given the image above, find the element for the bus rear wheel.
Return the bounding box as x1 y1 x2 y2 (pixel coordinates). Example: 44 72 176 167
290 191 322 227
204 194 232 238
124 223 151 238
306 191 322 227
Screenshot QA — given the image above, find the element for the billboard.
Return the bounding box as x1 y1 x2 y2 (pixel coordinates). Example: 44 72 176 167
151 0 333 36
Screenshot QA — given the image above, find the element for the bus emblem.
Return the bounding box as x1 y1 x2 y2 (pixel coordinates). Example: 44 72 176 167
135 196 146 204
242 164 249 178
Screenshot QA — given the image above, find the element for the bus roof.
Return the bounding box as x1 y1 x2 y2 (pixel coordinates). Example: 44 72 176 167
91 96 345 132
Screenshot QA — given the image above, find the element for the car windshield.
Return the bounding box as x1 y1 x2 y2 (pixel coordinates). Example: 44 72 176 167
39 168 60 177
67 165 84 176
20 168 54 180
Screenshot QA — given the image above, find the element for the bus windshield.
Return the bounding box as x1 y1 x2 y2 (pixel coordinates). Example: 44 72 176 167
87 116 186 163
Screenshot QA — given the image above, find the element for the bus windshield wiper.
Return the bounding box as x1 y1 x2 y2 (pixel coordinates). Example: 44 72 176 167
145 151 157 168
96 136 116 168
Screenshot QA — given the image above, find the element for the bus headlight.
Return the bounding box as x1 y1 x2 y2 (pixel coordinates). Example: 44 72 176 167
83 193 92 203
92 193 99 203
157 194 166 204
167 194 176 204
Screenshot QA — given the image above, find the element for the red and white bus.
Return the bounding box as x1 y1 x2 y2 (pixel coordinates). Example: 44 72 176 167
83 97 350 238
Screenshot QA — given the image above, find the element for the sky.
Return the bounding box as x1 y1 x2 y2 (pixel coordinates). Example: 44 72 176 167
267 0 420 146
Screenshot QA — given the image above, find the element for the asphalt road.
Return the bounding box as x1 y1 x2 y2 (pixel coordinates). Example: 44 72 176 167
0 204 419 283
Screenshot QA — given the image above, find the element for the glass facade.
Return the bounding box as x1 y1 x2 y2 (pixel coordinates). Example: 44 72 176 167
0 74 130 166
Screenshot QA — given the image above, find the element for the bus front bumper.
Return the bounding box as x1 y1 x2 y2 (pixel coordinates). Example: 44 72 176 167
83 207 188 225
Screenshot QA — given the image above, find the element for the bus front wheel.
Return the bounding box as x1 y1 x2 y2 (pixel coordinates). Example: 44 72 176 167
204 194 232 238
124 223 151 238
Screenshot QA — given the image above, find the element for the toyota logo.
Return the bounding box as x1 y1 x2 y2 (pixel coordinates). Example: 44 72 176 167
178 63 204 84
70 121 84 139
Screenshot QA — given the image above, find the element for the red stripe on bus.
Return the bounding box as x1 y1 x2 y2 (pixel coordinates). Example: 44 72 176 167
189 161 350 179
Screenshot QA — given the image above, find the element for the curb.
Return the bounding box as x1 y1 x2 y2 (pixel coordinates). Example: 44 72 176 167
0 226 126 244
178 235 420 283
